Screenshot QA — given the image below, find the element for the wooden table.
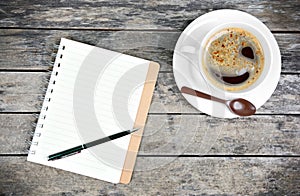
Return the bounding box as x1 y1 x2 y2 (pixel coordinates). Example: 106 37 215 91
0 1 299 195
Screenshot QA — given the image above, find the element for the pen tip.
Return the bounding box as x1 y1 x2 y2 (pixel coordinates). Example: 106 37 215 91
130 128 140 133
47 156 55 161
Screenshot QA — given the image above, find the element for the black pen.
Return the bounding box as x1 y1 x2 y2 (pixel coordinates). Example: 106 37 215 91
48 128 140 161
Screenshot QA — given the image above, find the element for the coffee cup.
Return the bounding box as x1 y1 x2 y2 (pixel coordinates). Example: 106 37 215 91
181 22 272 96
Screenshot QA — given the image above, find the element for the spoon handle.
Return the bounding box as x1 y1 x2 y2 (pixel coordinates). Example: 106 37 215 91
181 86 226 104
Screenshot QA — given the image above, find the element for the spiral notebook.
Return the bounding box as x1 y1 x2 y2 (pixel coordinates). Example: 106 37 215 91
27 38 159 184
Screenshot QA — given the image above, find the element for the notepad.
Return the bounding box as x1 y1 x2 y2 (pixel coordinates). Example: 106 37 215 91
27 38 159 184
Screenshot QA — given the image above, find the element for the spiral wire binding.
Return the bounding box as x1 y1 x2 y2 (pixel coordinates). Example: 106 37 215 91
27 40 65 155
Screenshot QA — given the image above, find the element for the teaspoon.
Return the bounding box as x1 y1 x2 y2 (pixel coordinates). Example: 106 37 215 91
181 86 256 116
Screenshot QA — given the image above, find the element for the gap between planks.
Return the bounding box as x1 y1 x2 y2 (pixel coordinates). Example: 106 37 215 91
1 154 300 158
0 112 300 116
0 70 298 75
0 26 300 34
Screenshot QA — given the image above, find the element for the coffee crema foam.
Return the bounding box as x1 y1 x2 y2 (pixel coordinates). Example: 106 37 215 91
202 27 264 91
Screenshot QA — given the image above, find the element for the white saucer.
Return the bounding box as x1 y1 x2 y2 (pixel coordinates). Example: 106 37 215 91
173 9 281 118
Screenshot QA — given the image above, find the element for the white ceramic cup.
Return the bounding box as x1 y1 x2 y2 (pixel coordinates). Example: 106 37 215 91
181 22 273 96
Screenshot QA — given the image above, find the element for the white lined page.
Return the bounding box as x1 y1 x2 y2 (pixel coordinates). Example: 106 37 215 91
27 38 150 183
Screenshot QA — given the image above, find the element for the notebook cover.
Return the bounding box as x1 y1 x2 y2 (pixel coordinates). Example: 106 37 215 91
119 61 160 184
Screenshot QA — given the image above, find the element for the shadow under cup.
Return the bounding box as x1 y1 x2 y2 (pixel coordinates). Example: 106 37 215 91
199 22 272 95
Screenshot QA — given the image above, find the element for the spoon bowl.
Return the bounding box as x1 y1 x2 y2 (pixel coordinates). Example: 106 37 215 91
226 98 256 116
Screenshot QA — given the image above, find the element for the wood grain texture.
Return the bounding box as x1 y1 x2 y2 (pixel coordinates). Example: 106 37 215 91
1 114 299 155
0 114 35 154
0 157 299 195
0 29 299 72
151 73 300 114
0 0 299 195
0 72 299 114
0 0 299 31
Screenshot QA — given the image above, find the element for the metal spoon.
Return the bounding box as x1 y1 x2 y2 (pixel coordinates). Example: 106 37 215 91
181 86 256 116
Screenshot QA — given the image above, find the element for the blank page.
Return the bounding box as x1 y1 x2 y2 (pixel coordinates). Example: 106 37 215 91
27 38 150 183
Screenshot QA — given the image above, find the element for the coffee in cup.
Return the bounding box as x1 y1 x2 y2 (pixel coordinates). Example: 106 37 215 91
202 27 264 91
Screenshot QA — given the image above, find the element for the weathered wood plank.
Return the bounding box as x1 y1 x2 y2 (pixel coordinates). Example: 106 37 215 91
0 72 45 112
0 29 299 73
1 114 299 155
140 115 300 155
151 73 300 114
0 0 299 31
0 157 299 195
0 114 34 154
0 72 299 114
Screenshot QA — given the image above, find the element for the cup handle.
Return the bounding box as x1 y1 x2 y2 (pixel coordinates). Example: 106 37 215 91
181 45 196 54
